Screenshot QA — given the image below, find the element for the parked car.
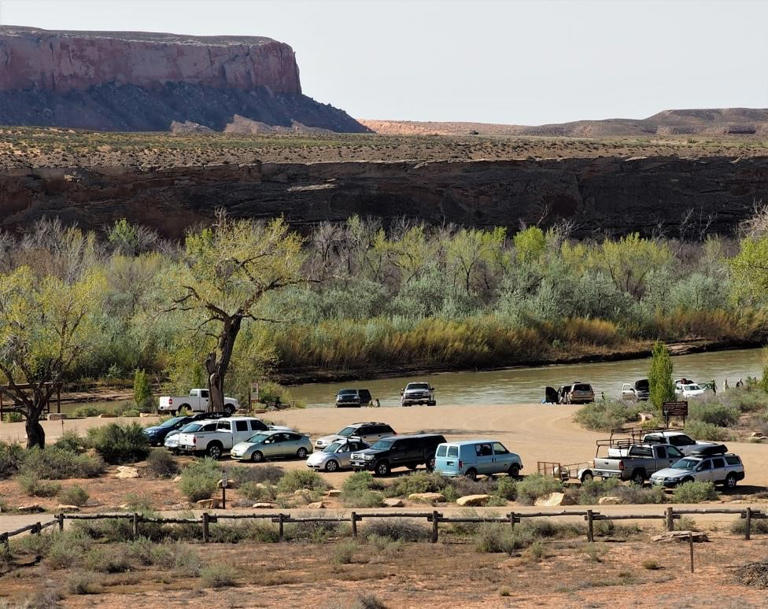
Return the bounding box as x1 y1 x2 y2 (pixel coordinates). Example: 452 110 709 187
621 379 650 401
335 389 374 408
314 422 395 450
675 382 707 399
231 430 313 462
642 431 718 456
177 417 291 459
581 443 686 484
650 446 744 489
350 433 447 476
306 439 369 472
434 440 522 479
146 413 224 446
158 388 240 416
400 382 436 406
565 382 595 404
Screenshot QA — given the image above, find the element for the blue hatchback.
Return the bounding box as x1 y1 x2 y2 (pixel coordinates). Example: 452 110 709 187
434 440 522 480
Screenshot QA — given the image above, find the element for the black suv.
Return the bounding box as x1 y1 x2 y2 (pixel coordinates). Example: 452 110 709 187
349 433 447 476
335 388 373 408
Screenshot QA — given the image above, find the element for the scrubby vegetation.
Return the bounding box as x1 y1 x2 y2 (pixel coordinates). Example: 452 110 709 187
178 459 221 502
86 423 150 464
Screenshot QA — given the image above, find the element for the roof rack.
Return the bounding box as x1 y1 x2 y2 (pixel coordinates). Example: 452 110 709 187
689 444 728 456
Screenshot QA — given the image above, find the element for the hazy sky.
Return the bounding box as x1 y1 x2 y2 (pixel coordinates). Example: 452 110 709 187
2 0 767 124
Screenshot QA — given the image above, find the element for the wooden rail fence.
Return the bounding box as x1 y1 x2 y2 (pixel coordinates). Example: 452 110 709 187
1 507 765 547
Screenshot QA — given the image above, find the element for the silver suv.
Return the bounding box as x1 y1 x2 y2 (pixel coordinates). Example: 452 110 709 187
314 422 396 450
650 446 744 489
400 382 436 406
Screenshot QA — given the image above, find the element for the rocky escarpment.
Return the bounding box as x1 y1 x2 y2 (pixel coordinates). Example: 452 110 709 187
0 26 367 133
1 156 766 238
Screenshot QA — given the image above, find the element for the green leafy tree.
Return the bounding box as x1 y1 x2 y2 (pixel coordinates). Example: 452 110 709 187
729 236 768 305
171 213 305 413
0 267 105 448
133 368 152 411
589 233 672 298
649 341 675 412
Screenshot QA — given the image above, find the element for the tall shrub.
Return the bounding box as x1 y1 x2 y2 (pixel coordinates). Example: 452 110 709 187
133 369 153 412
649 341 675 413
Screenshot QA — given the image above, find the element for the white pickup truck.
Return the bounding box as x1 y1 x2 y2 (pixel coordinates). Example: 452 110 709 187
176 416 291 459
158 389 240 416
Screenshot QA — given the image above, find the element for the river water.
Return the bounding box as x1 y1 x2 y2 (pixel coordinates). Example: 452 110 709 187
291 348 765 408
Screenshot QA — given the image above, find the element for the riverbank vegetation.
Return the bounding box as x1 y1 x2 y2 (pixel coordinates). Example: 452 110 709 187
2 212 768 409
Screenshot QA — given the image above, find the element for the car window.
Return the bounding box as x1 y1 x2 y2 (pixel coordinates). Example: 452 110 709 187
250 420 266 431
667 446 683 458
476 443 492 457
573 384 592 391
672 458 697 470
656 446 667 459
671 436 692 446
725 456 741 465
286 433 299 441
712 458 725 468
201 390 209 398
338 426 356 437
492 442 509 455
632 446 652 458
436 446 447 457
202 423 218 432
447 445 458 457
698 460 712 471
217 421 231 431
644 434 661 444
235 421 248 432
360 390 372 400
372 439 394 450
407 383 430 390
248 433 269 443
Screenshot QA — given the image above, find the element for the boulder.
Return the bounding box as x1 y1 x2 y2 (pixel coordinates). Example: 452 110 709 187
252 503 274 509
652 531 709 543
326 489 342 497
534 492 575 507
114 466 139 479
195 498 222 509
598 496 623 505
408 492 446 504
47 413 66 421
456 494 492 507
56 504 80 513
18 504 44 513
383 498 404 508
306 501 326 509
172 475 182 483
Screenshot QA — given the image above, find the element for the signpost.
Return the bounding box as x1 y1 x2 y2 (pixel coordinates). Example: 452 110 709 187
249 382 260 411
662 401 688 428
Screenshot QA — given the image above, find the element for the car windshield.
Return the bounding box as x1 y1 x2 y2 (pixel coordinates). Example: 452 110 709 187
337 426 356 437
371 439 394 450
685 384 701 391
671 458 699 471
181 423 202 432
325 442 344 453
338 390 356 396
247 433 270 444
159 417 185 428
407 383 429 390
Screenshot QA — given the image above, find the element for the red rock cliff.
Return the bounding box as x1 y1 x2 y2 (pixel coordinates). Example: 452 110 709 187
0 26 301 94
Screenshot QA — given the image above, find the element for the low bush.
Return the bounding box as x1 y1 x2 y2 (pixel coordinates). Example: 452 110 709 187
672 481 718 503
66 571 102 595
178 459 220 502
73 518 135 543
47 531 92 569
152 542 202 573
87 422 150 464
684 420 731 442
575 478 620 505
475 523 532 554
343 471 385 493
574 400 643 432
84 546 131 573
2 412 23 423
363 519 429 542
515 475 563 505
276 469 327 494
73 406 103 418
341 471 387 507
240 481 277 503
332 540 359 564
613 484 665 504
18 446 104 479
494 477 517 501
385 471 447 497
689 402 739 427
287 519 340 542
59 485 89 507
53 431 86 453
342 489 385 508
731 518 768 535
0 441 23 478
146 449 179 478
200 564 237 588
18 473 60 497
230 464 284 486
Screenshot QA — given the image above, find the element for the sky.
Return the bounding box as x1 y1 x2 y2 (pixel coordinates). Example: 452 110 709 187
2 0 767 125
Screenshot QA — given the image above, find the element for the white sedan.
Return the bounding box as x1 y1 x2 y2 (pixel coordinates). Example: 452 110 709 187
675 383 707 399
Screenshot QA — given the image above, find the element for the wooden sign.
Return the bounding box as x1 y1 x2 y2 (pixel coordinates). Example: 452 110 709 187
662 400 688 427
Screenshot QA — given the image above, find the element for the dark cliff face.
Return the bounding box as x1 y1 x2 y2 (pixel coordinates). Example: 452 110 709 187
0 26 367 133
0 156 764 238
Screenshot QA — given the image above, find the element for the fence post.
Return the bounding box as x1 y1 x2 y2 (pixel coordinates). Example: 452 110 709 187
202 512 210 543
57 513 64 532
351 512 358 538
688 532 694 573
586 510 594 542
132 513 139 539
0 533 7 552
431 511 439 544
278 513 285 542
745 507 752 541
666 507 674 532
508 512 516 529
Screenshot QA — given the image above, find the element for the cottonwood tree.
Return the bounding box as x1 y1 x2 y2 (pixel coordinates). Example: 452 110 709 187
649 341 676 413
172 214 305 413
0 267 105 448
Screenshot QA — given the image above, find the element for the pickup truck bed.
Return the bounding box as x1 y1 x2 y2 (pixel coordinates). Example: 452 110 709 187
580 444 685 484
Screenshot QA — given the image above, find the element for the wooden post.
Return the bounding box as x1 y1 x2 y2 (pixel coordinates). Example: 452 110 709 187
666 507 674 532
688 532 694 573
351 512 358 538
508 512 516 529
57 513 64 532
132 513 139 539
278 513 285 542
202 512 210 543
745 507 752 541
586 510 594 542
0 533 8 552
33 522 41 535
431 511 439 543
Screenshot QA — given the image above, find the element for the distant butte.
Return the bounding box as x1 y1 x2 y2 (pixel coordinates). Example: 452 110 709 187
0 25 368 133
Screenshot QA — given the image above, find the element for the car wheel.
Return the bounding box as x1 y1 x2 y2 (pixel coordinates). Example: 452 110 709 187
725 473 738 489
631 470 645 485
178 404 191 415
206 442 223 460
465 468 478 481
580 471 594 483
251 451 264 463
508 464 521 479
223 404 235 416
325 460 339 472
428 401 436 406
297 447 308 459
426 458 435 471
407 464 418 470
375 461 390 476
681 476 694 484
